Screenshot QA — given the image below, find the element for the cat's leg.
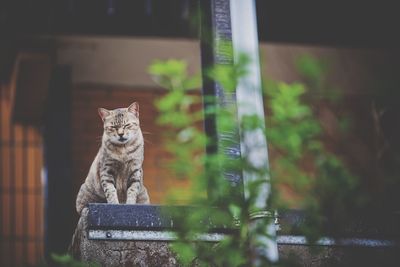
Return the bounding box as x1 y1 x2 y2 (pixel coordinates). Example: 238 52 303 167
137 186 150 204
126 182 140 204
101 177 119 204
100 165 119 204
126 168 143 204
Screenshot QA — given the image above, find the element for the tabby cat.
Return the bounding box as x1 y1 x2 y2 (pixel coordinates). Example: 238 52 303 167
75 102 150 214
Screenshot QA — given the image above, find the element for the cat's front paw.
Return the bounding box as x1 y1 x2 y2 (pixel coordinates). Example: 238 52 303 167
107 198 119 205
126 198 137 205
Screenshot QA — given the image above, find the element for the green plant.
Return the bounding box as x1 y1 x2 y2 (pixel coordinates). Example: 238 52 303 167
266 55 366 240
148 54 361 265
35 253 100 267
149 58 275 266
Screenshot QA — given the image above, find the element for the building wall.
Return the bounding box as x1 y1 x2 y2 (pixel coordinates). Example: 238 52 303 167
59 36 399 207
1 36 397 266
0 82 44 266
55 35 394 94
56 36 201 87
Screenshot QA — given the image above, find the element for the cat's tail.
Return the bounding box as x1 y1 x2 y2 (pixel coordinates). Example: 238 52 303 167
68 222 81 259
68 207 89 260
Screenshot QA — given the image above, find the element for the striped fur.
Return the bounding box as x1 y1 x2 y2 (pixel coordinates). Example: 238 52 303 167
75 102 150 215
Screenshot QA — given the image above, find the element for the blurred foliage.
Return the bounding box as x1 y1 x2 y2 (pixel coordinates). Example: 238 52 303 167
149 57 277 266
52 254 99 267
36 253 100 267
295 54 341 102
267 54 366 240
148 54 365 266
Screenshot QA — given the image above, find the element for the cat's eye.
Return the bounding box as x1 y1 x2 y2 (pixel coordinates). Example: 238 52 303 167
124 123 136 129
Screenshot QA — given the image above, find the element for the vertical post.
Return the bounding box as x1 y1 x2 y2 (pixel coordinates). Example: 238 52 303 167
44 66 74 258
230 0 279 263
199 0 243 201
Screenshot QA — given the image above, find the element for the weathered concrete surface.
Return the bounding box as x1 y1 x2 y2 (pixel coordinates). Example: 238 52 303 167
69 208 178 267
70 208 399 266
278 244 399 267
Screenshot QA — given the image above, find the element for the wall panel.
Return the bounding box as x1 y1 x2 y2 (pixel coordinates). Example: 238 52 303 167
0 83 44 266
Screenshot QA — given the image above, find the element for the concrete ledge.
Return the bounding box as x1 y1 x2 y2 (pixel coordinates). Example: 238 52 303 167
70 208 178 267
70 204 400 266
87 203 237 233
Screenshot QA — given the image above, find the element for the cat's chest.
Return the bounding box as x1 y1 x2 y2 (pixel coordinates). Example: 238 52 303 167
110 155 136 174
118 145 142 161
109 146 139 163
100 145 142 175
110 158 133 202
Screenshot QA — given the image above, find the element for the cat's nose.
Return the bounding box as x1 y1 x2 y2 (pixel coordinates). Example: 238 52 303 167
118 132 124 137
117 128 124 136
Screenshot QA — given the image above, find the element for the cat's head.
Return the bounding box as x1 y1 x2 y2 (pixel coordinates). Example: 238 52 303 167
98 102 141 145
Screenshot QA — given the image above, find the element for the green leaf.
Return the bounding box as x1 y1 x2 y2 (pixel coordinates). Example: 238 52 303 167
183 74 202 90
171 242 196 266
148 59 187 78
295 54 326 81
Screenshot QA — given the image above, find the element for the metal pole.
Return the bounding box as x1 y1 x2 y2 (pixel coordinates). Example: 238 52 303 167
230 0 279 263
199 0 243 201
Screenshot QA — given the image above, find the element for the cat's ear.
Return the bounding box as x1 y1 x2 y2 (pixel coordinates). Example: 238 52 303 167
128 102 139 117
98 108 111 121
